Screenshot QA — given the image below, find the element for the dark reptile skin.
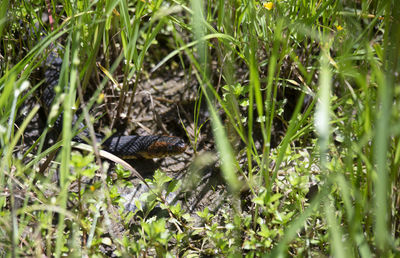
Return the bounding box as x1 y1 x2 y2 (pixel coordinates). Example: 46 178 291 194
103 135 186 159
41 46 186 159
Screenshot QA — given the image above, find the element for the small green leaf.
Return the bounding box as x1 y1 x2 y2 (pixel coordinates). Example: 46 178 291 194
167 179 182 194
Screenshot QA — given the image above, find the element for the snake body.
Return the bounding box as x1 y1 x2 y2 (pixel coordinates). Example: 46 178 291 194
41 45 186 159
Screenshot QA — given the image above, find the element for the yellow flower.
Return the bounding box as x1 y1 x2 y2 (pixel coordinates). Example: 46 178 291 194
263 2 274 10
97 92 105 104
336 25 343 31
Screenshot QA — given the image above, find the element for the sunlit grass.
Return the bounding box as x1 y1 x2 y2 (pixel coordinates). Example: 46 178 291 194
0 0 399 256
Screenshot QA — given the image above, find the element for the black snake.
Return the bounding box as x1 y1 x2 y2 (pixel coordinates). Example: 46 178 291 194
41 40 187 159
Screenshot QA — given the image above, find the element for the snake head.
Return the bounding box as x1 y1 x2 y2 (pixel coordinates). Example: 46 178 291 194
137 135 187 159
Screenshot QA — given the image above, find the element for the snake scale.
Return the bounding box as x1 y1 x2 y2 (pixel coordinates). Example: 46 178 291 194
41 41 187 159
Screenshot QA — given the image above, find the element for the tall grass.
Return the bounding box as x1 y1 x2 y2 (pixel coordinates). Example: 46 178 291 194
0 0 399 256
